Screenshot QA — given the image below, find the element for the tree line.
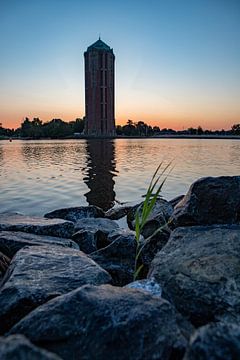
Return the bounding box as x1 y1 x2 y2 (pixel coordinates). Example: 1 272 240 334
0 118 240 139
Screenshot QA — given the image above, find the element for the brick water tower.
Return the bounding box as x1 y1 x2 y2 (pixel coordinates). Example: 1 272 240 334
84 38 115 136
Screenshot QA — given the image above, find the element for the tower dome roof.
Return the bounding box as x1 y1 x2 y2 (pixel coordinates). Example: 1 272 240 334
87 38 112 52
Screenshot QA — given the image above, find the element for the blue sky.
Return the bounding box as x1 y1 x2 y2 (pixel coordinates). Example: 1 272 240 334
0 0 240 129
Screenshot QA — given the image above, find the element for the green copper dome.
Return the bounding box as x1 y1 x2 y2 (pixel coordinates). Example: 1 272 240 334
87 38 113 52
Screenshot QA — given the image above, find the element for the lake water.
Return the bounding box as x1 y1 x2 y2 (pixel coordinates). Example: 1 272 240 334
0 138 240 216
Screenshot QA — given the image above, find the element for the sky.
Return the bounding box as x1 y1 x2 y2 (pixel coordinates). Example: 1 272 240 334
0 0 240 130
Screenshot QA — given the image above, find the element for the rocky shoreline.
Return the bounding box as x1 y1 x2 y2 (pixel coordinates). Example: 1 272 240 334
0 175 240 359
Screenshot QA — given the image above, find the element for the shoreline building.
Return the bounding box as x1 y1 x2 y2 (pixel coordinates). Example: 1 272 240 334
84 38 116 136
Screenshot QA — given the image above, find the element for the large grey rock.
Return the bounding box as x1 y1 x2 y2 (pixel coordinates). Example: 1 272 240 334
149 225 240 326
171 176 240 227
0 213 74 238
0 231 78 258
90 231 137 286
169 194 185 208
9 284 187 360
0 335 61 360
127 198 173 235
0 251 10 279
72 217 119 253
0 245 111 334
184 322 240 360
105 204 133 220
45 205 104 222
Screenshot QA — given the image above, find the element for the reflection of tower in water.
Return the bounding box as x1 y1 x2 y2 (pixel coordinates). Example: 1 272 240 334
84 140 116 211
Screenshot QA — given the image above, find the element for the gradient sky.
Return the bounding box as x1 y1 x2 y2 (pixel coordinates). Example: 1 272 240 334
0 0 240 130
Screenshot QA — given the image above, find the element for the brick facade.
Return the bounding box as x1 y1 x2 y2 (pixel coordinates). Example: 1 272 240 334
84 39 115 136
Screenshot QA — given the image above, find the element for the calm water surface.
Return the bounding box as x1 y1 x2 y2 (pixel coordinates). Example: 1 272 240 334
0 139 240 215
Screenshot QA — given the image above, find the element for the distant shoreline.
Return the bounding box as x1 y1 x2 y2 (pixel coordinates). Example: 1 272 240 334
1 134 240 141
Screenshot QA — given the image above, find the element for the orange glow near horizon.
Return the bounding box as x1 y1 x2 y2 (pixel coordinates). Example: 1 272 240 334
1 106 240 131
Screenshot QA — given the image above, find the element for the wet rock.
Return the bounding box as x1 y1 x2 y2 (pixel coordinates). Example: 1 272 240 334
169 194 185 208
171 176 240 227
0 231 78 258
45 205 104 222
105 204 133 220
183 322 240 360
0 245 111 334
72 217 119 252
125 278 162 296
9 284 187 360
127 198 173 234
149 225 240 326
0 251 10 279
91 232 136 286
0 213 74 238
0 335 61 360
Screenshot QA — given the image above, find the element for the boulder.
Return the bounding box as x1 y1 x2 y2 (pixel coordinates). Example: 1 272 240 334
72 217 119 252
184 322 240 360
45 205 104 222
0 251 10 279
105 204 133 220
169 194 185 208
0 231 78 258
149 225 240 326
127 198 173 234
0 213 74 238
139 224 171 266
171 176 240 227
0 245 111 334
0 335 61 360
90 232 136 285
9 284 187 360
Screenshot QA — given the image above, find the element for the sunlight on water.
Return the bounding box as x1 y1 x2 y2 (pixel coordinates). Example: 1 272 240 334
0 139 240 215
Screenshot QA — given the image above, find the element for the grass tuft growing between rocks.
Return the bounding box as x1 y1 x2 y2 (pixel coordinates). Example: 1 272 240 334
134 162 173 280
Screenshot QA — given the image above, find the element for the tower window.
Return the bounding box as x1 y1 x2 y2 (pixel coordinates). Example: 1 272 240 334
100 71 103 86
100 53 103 68
105 87 107 102
105 71 107 86
105 53 108 68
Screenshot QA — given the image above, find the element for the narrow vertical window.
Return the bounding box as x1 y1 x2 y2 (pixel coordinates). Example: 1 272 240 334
105 71 107 86
105 87 107 102
105 53 108 68
101 104 104 119
100 53 103 68
100 71 103 86
105 104 107 119
100 88 103 102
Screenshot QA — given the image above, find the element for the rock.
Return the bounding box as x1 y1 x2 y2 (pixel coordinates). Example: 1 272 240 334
72 217 119 253
0 335 61 360
0 213 74 238
140 224 171 266
105 204 133 220
0 251 10 279
169 194 185 208
9 284 187 360
0 245 111 334
127 198 173 235
183 322 240 360
45 205 104 222
0 231 79 258
91 232 136 286
125 278 162 296
149 225 240 326
171 176 240 227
